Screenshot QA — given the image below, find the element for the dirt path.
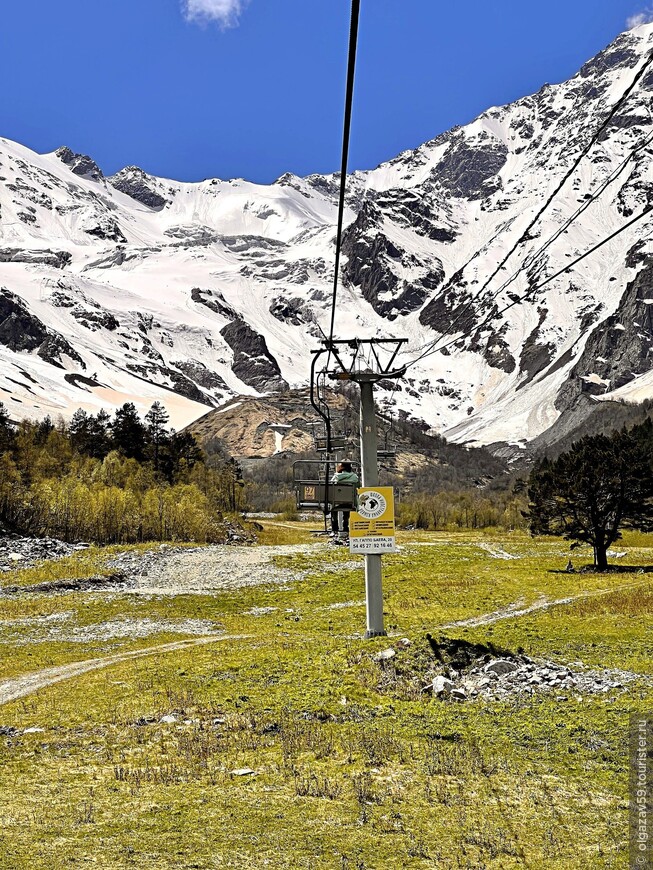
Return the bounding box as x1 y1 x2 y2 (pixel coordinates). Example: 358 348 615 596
439 576 652 629
0 634 248 706
115 542 320 595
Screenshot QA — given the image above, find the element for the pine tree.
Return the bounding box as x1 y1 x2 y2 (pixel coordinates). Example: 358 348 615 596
0 402 14 453
527 428 653 570
69 409 92 454
144 401 170 472
111 403 147 462
161 430 203 481
34 415 54 445
88 409 113 459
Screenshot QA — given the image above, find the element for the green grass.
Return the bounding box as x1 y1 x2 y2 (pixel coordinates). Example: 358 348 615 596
0 526 651 867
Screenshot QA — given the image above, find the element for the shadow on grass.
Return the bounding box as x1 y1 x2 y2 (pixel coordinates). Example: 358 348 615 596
550 565 653 574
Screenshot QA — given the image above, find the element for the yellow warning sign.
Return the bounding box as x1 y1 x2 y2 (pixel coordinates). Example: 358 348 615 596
349 487 396 554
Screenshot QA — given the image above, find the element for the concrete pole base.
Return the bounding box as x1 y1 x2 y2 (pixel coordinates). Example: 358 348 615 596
364 630 388 639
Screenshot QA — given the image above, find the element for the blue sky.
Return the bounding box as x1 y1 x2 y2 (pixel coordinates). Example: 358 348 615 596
1 0 651 183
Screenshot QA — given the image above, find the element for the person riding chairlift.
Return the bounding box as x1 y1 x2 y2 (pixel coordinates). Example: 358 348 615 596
330 461 358 539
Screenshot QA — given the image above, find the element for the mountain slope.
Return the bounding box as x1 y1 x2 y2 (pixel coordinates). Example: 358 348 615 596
2 24 653 443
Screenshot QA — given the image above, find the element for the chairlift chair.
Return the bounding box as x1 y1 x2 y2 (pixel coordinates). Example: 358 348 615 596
309 417 351 454
292 460 359 511
377 415 397 461
293 459 360 534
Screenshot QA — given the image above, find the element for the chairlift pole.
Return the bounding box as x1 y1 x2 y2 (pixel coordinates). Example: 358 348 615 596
358 375 385 637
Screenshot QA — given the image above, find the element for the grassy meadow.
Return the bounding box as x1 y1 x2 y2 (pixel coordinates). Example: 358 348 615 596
0 524 651 868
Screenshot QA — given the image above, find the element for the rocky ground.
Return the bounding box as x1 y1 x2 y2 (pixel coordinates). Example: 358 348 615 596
373 637 648 703
425 652 637 702
0 534 86 572
108 542 313 595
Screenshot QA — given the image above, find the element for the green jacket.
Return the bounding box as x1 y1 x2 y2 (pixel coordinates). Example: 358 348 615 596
331 470 359 486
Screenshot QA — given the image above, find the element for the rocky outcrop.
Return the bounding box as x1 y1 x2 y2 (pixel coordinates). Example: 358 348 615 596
190 288 238 320
84 216 126 243
432 131 508 200
56 146 104 181
164 225 218 247
518 307 556 386
372 187 457 242
172 360 229 392
556 256 653 411
220 320 288 393
167 370 214 406
0 288 84 367
269 296 315 327
341 201 439 319
109 166 167 209
0 248 71 268
419 272 479 335
69 306 120 332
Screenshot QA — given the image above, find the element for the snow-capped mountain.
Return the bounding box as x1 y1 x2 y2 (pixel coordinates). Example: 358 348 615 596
2 24 653 444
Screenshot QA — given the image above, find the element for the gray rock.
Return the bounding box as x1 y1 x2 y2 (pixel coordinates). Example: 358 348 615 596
0 286 83 368
220 319 288 393
56 146 104 181
432 676 455 695
433 132 508 200
484 659 519 676
109 166 167 209
341 200 435 320
374 648 396 662
0 248 71 269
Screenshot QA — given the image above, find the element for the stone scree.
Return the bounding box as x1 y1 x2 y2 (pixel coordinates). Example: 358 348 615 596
0 535 85 572
424 653 637 702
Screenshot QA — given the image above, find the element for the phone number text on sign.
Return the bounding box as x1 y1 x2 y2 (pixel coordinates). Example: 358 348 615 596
350 536 397 554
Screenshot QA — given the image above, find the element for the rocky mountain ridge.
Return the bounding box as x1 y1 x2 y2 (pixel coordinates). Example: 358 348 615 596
1 24 653 445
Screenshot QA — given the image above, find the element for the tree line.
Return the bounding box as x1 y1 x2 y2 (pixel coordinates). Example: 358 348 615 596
0 401 246 544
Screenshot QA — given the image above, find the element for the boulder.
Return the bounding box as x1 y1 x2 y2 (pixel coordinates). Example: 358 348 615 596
432 676 455 695
484 659 519 676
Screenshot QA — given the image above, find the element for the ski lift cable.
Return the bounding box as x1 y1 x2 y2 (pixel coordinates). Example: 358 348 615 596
456 96 653 321
407 202 653 368
480 127 653 302
401 47 653 369
327 0 362 346
402 122 653 367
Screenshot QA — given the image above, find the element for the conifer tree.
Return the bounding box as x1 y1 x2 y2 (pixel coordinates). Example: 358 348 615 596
88 409 113 459
69 409 92 455
527 428 653 570
144 401 170 472
111 403 147 462
0 402 14 453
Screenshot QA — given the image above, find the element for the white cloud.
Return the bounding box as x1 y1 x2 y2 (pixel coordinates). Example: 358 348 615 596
183 0 249 28
627 8 653 28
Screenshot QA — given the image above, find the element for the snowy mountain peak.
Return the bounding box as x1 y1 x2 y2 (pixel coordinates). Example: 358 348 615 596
1 25 653 446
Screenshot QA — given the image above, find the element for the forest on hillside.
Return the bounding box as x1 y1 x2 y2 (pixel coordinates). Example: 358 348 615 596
0 401 246 544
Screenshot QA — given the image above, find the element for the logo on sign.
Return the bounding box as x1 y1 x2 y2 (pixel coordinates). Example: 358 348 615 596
357 490 387 520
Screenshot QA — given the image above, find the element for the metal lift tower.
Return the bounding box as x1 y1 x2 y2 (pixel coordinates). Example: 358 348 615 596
312 338 406 638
